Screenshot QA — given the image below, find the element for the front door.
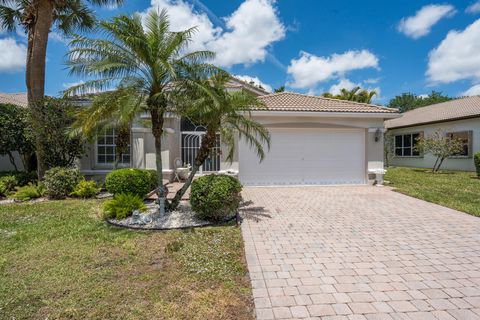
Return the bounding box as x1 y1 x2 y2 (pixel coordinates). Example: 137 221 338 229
181 132 221 172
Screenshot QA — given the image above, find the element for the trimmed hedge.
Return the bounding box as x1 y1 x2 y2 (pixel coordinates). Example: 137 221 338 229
190 174 242 222
43 167 82 199
105 169 152 197
475 152 480 178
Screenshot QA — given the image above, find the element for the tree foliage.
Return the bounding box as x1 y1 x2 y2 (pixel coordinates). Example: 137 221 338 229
387 91 452 113
32 98 85 168
0 103 35 171
416 130 464 172
322 87 377 103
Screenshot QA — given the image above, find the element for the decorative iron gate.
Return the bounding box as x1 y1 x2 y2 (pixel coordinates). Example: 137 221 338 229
181 132 221 173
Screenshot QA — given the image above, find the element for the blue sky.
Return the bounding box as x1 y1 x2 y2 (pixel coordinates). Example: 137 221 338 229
1 0 480 104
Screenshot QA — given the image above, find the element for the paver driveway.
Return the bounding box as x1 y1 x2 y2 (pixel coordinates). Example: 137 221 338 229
240 186 480 320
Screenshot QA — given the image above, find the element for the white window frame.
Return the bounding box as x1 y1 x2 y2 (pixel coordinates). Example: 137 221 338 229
394 132 423 158
95 128 131 167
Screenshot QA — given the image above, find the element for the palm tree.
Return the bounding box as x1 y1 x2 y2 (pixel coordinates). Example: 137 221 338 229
355 89 377 103
71 88 142 169
168 73 271 210
65 10 217 215
0 0 123 177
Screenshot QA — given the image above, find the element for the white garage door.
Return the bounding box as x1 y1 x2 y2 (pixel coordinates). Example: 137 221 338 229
239 128 366 186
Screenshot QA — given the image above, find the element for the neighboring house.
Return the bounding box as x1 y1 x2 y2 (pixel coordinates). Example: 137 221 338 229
0 93 28 171
1 79 400 185
385 96 480 172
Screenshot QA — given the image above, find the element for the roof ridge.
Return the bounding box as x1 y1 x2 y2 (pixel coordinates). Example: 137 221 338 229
403 95 480 114
261 91 398 112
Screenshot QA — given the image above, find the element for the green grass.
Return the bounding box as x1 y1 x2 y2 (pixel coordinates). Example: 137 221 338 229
0 200 253 320
385 167 480 217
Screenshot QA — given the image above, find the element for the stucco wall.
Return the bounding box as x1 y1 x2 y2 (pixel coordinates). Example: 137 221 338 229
388 118 480 171
0 152 25 171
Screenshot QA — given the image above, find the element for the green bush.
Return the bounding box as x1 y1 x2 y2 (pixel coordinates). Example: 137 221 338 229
0 171 36 186
43 167 82 199
70 179 101 198
13 183 45 201
475 152 480 178
146 169 158 190
0 183 7 198
190 174 242 222
0 175 18 192
103 193 147 220
105 169 152 197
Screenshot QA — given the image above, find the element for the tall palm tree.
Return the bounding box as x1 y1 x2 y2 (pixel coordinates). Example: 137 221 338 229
168 73 271 210
65 10 217 215
0 0 123 177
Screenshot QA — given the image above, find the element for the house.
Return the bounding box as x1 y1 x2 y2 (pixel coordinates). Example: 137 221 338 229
0 79 400 185
0 92 28 171
385 96 480 171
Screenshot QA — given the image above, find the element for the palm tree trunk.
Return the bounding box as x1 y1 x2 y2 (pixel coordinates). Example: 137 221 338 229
150 107 166 216
168 129 216 211
26 0 54 179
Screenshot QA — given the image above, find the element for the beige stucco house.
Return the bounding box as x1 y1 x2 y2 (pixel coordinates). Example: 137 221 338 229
1 80 399 185
385 96 480 172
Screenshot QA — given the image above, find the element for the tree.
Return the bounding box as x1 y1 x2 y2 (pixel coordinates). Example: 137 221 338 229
66 10 217 215
0 104 35 171
387 91 452 113
416 130 464 172
274 86 285 93
322 87 377 103
33 98 85 168
0 0 123 177
71 88 143 169
168 73 271 210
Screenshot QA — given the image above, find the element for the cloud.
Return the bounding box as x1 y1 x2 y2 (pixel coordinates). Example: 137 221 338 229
146 0 285 67
286 50 379 89
234 75 273 92
0 37 26 72
466 1 480 14
461 84 480 96
398 4 456 39
329 79 359 95
427 19 480 83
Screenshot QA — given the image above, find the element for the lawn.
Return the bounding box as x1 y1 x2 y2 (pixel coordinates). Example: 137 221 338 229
0 200 253 320
385 167 480 217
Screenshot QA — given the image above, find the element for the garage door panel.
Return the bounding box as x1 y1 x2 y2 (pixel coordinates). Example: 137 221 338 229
239 128 365 186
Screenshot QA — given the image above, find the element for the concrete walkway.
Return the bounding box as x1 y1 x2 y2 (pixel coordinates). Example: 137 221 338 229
240 186 480 320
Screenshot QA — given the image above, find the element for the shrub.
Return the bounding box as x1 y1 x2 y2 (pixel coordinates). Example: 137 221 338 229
0 183 7 198
146 169 158 190
103 193 147 220
0 175 18 192
70 179 101 198
190 174 242 222
13 183 45 201
105 169 152 197
43 167 82 199
0 171 37 186
475 152 480 178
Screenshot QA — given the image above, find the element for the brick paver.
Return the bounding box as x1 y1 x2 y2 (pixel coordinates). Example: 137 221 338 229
240 186 480 319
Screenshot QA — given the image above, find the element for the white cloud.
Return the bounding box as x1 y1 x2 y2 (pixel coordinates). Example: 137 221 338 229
427 19 480 83
286 50 379 89
329 79 359 95
466 1 480 14
461 84 480 96
0 37 26 72
234 75 273 92
398 4 456 39
146 0 285 67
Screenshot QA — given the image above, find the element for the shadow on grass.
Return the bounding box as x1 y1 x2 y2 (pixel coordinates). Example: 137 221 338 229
238 200 271 222
411 169 456 175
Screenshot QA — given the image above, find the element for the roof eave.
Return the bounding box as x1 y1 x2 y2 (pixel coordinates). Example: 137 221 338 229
251 110 401 118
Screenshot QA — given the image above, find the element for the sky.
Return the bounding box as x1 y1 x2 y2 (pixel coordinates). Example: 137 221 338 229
1 0 480 104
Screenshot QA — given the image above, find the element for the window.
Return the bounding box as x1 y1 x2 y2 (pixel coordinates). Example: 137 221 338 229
395 133 421 157
447 131 472 157
96 128 130 165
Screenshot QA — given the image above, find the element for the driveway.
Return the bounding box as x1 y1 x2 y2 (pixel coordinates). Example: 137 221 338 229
240 186 480 320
